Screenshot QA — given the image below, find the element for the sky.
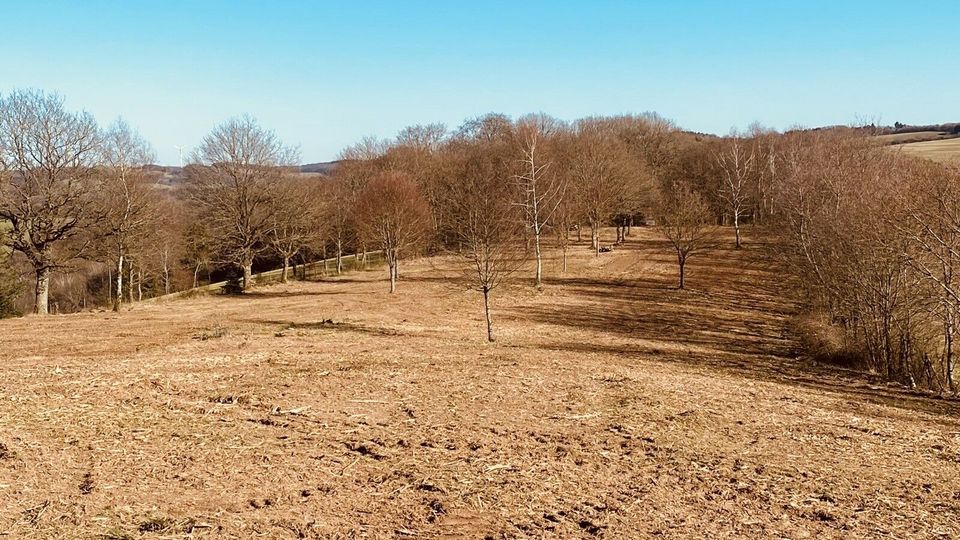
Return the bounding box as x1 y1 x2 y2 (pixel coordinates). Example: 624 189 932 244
2 1 956 165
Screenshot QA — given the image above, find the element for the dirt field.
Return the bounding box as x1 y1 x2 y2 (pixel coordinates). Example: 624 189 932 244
1 229 958 539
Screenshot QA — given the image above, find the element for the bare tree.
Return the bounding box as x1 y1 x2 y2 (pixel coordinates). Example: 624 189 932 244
0 90 101 314
569 124 631 256
99 118 158 310
901 164 960 391
443 138 526 341
151 197 185 296
355 171 431 292
185 116 298 290
716 132 756 249
335 137 391 267
270 176 321 283
658 182 715 289
323 178 354 274
183 220 214 289
513 116 565 288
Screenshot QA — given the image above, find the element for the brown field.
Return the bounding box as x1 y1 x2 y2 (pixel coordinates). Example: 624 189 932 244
895 137 960 165
1 229 958 539
874 130 948 145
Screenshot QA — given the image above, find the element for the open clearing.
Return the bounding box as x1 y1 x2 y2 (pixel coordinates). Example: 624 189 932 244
1 229 958 539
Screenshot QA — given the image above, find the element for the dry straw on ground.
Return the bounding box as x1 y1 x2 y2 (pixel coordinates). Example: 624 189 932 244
1 229 958 539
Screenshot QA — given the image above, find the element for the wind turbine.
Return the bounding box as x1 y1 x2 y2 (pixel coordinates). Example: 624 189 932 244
173 145 184 168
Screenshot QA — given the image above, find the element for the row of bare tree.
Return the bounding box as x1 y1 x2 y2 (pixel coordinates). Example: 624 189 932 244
4 89 957 391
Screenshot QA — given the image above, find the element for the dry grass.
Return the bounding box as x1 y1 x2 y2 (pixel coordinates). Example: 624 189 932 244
895 137 960 165
1 228 958 539
875 131 949 145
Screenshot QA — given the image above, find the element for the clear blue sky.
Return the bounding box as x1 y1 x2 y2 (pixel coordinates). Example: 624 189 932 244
3 1 955 164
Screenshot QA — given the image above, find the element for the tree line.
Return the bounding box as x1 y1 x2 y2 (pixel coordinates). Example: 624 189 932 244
1 88 958 391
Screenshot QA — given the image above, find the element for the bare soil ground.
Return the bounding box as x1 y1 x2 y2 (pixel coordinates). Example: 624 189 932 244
1 229 958 539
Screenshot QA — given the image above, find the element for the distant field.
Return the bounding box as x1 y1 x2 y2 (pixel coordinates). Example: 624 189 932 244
875 131 947 145
895 137 960 165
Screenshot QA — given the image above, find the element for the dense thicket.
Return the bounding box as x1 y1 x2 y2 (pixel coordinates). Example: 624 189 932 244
772 130 960 391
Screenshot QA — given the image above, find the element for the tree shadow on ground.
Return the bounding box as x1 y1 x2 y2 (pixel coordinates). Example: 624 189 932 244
507 240 960 418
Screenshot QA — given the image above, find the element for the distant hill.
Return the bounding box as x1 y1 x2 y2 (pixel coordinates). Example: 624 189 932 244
299 161 340 175
881 121 960 136
140 162 339 189
868 122 960 166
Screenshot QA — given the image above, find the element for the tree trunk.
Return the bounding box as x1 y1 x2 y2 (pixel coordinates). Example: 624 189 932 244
193 263 201 289
163 259 171 295
678 254 686 289
591 224 600 257
34 267 50 315
388 262 397 293
946 308 955 392
577 223 582 243
128 264 135 304
137 271 143 301
734 212 742 249
242 262 253 290
114 254 124 312
281 256 290 283
483 286 494 342
534 230 543 288
336 240 343 274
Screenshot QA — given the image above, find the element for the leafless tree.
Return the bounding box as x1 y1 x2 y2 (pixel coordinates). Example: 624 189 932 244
0 89 102 314
322 178 354 274
658 182 715 289
513 116 565 288
99 118 158 310
185 116 298 290
439 136 526 340
270 176 322 282
568 123 631 255
716 132 756 249
183 220 214 289
355 171 431 292
901 164 960 391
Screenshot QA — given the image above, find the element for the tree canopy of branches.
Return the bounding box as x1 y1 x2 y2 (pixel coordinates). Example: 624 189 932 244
355 171 431 293
270 176 323 282
513 115 566 288
444 137 526 341
716 132 756 249
566 123 633 256
773 130 960 391
658 182 715 289
99 118 158 310
185 116 298 290
0 89 102 314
